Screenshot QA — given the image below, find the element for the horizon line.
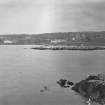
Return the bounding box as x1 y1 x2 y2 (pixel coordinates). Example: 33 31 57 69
0 30 105 35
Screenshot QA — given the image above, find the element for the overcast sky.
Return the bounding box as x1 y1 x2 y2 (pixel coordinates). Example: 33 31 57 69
0 0 105 34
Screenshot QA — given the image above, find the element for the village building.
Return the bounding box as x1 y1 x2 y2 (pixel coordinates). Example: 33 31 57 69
3 40 13 44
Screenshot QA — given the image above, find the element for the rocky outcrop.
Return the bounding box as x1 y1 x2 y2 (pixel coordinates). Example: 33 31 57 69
57 73 105 105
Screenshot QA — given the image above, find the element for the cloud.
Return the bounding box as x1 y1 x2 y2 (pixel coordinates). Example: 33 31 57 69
49 1 105 32
0 0 105 34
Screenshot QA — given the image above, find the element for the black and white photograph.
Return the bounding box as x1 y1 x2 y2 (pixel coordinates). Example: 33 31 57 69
1 0 105 105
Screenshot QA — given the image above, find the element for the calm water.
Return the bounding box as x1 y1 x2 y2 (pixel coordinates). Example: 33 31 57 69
0 45 105 105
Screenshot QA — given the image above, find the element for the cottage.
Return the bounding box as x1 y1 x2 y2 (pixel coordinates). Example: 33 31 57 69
4 40 13 44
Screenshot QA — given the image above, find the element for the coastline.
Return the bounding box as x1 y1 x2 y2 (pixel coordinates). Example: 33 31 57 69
30 45 105 50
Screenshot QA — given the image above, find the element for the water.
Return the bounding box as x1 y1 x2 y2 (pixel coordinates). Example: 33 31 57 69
0 45 105 105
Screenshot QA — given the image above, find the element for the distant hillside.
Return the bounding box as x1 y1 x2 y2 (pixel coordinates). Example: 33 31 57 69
0 31 105 46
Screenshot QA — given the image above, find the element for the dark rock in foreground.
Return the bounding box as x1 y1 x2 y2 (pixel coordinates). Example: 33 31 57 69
57 73 105 105
40 86 49 93
57 79 74 88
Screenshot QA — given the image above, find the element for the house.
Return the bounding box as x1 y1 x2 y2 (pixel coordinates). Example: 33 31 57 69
51 39 66 44
3 40 13 44
72 37 76 41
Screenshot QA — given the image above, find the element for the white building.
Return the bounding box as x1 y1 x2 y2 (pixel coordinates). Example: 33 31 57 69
72 37 76 41
51 39 66 44
4 40 13 44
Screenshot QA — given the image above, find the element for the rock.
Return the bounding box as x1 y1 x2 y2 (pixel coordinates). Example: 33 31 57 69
85 75 100 81
57 79 74 88
71 73 105 105
44 86 49 91
67 81 74 86
97 73 105 81
57 73 105 105
57 79 67 88
40 86 49 93
40 89 44 93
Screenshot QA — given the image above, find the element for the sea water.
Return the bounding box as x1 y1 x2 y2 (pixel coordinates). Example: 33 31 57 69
0 45 105 105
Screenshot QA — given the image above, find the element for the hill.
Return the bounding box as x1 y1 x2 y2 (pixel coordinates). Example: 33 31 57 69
0 31 105 50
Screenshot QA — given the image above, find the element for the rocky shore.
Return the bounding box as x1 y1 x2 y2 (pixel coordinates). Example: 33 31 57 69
57 73 105 105
31 45 105 50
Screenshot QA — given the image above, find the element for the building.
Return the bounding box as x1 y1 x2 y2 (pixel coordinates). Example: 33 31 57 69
3 40 13 44
51 39 66 44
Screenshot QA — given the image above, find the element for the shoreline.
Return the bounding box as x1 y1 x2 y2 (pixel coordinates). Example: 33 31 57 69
30 45 105 50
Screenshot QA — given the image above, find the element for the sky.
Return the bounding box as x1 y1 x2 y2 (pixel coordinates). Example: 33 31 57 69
0 0 105 34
